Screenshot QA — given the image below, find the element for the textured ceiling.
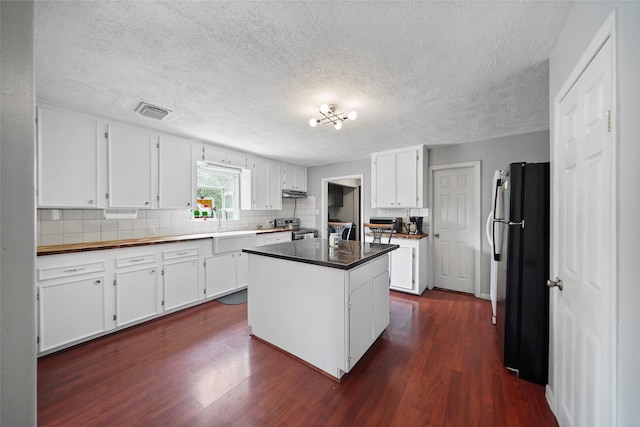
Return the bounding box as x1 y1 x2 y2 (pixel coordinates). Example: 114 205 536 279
35 1 571 167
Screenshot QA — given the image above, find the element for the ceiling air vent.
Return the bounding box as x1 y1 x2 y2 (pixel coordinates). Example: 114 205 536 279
135 102 171 120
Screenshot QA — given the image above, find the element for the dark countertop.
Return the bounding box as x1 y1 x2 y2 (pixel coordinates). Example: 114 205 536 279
242 239 399 270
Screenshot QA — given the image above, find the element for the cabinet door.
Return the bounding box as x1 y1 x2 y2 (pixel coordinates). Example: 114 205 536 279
163 259 200 310
372 271 390 338
252 157 269 209
115 267 160 326
236 251 249 287
375 153 396 207
295 166 307 192
226 151 247 169
203 145 226 164
158 134 193 209
37 107 101 208
348 281 373 370
205 253 237 298
395 149 418 207
267 161 282 209
107 124 155 208
39 276 107 352
390 246 414 291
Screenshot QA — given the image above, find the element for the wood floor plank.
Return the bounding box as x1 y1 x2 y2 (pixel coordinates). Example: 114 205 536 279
38 289 558 426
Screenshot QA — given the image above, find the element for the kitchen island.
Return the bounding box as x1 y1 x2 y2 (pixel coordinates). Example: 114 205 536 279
243 239 398 380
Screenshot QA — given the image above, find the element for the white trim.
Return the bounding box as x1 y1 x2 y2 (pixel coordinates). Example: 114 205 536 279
321 174 365 241
548 10 617 426
428 161 482 298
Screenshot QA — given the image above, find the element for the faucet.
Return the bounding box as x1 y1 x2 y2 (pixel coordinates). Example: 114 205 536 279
216 209 228 233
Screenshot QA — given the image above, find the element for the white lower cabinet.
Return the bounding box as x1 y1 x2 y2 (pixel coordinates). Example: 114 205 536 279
163 250 201 311
115 266 160 327
347 255 390 370
37 254 112 353
365 235 427 295
205 252 237 298
37 239 210 355
204 251 249 298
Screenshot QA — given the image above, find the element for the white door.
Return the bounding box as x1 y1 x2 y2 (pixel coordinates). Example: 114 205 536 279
552 38 614 427
433 166 477 294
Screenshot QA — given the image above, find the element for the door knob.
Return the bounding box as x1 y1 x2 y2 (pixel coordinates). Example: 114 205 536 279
546 277 564 290
434 233 440 238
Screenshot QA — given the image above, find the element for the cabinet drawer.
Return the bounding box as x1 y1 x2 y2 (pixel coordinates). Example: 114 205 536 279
349 263 371 292
163 247 199 260
38 261 106 281
372 255 389 277
263 232 291 245
115 253 156 268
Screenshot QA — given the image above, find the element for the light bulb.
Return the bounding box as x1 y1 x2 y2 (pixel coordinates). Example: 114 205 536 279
320 103 330 114
347 111 357 121
334 121 342 130
309 118 318 127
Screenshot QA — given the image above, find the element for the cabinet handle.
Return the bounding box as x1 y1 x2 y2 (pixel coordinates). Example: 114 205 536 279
129 258 145 263
63 267 84 273
238 253 242 257
150 269 155 274
391 202 395 205
176 251 188 256
145 201 150 205
95 280 101 285
88 200 95 205
187 202 191 207
192 261 197 265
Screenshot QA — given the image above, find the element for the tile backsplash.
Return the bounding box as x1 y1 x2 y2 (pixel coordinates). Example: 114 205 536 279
38 197 317 246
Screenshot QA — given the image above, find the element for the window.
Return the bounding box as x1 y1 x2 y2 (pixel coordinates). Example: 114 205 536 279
196 161 241 220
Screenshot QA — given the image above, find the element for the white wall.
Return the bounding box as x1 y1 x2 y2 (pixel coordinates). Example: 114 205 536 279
429 130 550 297
549 3 640 424
0 1 38 425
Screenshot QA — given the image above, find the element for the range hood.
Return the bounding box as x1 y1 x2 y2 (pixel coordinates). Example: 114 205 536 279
282 189 307 199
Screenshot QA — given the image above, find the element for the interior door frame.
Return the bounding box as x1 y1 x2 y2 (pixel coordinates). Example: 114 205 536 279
548 11 617 424
321 174 364 241
428 161 481 297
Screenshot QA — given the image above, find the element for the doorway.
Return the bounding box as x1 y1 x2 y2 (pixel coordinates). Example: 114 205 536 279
430 162 481 296
321 175 364 241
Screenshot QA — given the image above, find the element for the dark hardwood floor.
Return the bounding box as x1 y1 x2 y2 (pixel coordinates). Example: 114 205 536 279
38 289 558 426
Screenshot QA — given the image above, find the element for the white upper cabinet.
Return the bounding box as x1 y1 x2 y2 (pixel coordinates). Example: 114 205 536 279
281 164 307 192
158 133 193 209
107 123 157 208
202 144 248 169
36 106 104 208
371 145 427 208
251 157 281 210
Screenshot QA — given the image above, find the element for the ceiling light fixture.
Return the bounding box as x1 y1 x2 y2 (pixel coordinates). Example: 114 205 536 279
309 103 357 130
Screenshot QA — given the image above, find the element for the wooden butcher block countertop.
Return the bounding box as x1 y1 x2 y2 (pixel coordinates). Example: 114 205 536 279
37 228 288 256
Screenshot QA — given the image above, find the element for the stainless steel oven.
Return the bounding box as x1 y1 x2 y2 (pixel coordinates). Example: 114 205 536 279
274 217 317 240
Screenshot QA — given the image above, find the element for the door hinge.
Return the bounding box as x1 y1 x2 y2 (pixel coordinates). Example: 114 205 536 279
157 142 160 149
348 300 352 309
161 270 164 276
161 300 165 306
105 192 109 200
204 289 206 295
105 132 109 139
607 110 611 132
37 336 40 344
113 279 116 286
113 314 117 321
157 195 160 202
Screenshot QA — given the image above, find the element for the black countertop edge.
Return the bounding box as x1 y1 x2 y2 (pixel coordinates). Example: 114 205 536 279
243 242 399 270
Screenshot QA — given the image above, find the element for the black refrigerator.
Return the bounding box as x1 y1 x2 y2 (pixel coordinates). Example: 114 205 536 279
493 162 550 385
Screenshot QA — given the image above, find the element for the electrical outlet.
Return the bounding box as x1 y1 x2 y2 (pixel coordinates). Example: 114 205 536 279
147 225 157 236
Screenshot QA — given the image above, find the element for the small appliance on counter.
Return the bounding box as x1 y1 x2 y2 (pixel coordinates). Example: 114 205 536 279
368 217 403 233
408 216 424 234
